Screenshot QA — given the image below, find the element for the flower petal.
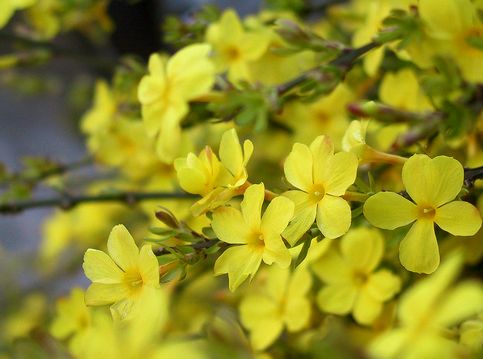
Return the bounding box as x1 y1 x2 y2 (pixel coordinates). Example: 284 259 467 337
282 190 317 246
353 291 383 325
311 247 352 284
240 183 264 231
83 249 123 284
363 192 417 229
340 227 384 273
212 206 251 244
316 195 351 239
402 154 463 207
261 196 294 235
399 220 440 274
263 234 291 268
366 269 401 301
85 283 129 306
435 201 482 236
214 245 263 291
317 284 357 315
138 244 160 287
433 282 483 327
309 135 333 185
219 129 243 178
284 143 313 192
324 152 358 196
107 225 139 272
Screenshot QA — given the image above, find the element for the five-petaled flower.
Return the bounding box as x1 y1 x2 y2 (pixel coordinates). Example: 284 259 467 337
212 183 294 291
364 154 482 274
82 225 162 320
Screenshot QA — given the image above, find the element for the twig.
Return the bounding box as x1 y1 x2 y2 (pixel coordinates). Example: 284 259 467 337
276 41 379 95
464 165 483 188
0 191 197 214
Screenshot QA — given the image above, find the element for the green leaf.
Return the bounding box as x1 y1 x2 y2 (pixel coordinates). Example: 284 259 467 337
294 238 311 268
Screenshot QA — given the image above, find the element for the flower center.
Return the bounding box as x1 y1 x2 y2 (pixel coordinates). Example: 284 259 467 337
309 184 326 203
225 46 241 61
123 270 143 291
352 271 368 287
418 205 436 220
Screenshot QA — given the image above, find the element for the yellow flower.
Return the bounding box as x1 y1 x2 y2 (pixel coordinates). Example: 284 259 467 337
50 288 92 356
206 9 270 82
138 44 215 163
82 224 161 320
0 0 36 29
369 252 483 359
378 69 433 111
81 80 116 135
239 266 312 350
459 312 483 352
312 227 401 325
175 128 254 216
364 154 482 273
212 183 294 291
282 135 358 245
416 0 483 83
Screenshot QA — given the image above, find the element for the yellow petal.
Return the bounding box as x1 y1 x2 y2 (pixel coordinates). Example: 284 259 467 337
110 297 136 321
240 32 270 61
261 196 294 235
353 291 383 325
285 296 311 331
323 152 359 196
399 220 440 274
284 143 313 192
219 129 243 178
83 249 123 284
369 329 408 359
137 76 164 105
363 192 417 229
214 245 263 291
147 53 167 77
434 201 482 236
107 225 139 272
282 190 317 246
176 166 207 194
138 244 160 287
156 105 186 163
402 154 463 207
317 284 357 314
340 227 384 272
316 195 351 239
263 234 291 267
212 206 251 244
366 269 401 301
311 248 352 284
434 282 483 327
85 283 129 306
167 44 214 99
240 183 264 231
309 135 333 186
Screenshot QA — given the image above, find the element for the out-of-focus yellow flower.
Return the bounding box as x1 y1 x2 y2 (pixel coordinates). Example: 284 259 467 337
138 44 215 163
239 266 312 350
283 135 358 244
212 183 294 291
81 80 116 135
459 312 483 352
2 293 46 342
175 128 254 216
369 252 483 359
364 154 482 274
50 288 92 356
82 224 162 320
0 0 36 29
414 0 483 83
312 227 401 325
206 9 270 82
379 69 433 111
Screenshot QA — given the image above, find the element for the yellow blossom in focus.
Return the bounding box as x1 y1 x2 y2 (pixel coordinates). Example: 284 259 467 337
206 9 270 82
138 44 215 163
312 227 401 325
212 183 294 291
175 128 254 216
82 224 162 320
369 252 483 359
283 135 358 245
239 266 312 350
0 0 36 29
364 154 482 273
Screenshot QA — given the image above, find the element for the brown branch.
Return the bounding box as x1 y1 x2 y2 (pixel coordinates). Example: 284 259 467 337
0 191 197 214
